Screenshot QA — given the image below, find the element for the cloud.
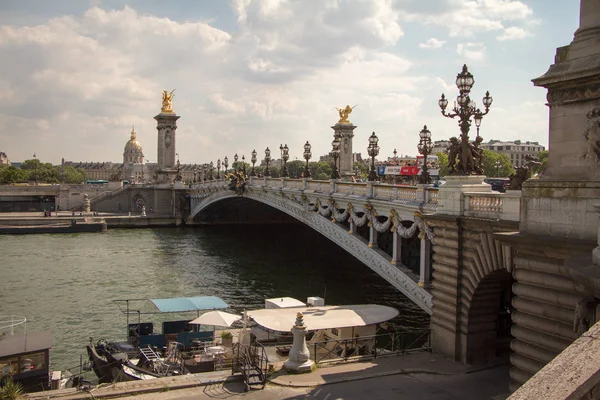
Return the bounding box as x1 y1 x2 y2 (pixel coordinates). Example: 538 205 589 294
0 1 551 165
400 0 533 38
419 38 445 49
456 42 486 61
497 26 532 41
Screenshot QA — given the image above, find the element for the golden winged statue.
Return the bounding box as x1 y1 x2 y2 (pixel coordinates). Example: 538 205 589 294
161 89 176 113
335 104 356 124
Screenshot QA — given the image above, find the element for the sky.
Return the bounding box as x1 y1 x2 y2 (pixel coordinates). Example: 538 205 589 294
0 0 580 165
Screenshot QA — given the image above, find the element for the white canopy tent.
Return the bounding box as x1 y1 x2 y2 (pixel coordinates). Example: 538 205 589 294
247 305 399 332
189 311 242 328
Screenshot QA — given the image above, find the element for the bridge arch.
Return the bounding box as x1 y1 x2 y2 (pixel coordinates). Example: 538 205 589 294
189 190 433 313
462 232 513 365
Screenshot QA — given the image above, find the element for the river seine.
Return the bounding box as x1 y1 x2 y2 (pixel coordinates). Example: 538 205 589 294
0 225 429 373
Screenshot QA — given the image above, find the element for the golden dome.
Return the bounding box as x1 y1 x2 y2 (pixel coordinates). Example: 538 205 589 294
124 126 143 152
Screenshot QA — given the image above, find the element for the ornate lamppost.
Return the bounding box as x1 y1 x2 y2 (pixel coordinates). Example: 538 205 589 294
417 125 432 184
250 150 257 176
264 147 271 177
224 156 229 175
438 64 493 175
234 153 239 171
367 132 379 182
303 141 312 179
193 166 197 183
242 155 246 174
281 144 289 177
495 160 501 177
330 134 341 179
210 161 214 180
217 159 221 180
33 152 37 185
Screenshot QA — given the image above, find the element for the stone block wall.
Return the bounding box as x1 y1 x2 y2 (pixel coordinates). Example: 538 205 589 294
428 215 517 366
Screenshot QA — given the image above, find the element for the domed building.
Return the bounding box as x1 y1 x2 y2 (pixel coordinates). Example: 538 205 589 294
122 126 149 183
123 126 144 164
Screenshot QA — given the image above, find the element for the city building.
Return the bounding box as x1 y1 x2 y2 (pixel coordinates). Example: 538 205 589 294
480 139 545 167
430 140 451 155
0 151 10 166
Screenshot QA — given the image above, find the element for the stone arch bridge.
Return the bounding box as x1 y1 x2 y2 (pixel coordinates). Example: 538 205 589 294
189 177 440 314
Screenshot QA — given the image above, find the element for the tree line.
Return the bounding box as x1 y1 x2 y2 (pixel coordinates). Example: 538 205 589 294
0 158 86 184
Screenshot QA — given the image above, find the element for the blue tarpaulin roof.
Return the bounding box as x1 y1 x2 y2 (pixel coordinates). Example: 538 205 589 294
149 296 229 313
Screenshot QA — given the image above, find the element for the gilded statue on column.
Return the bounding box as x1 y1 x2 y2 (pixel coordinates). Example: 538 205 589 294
161 89 176 113
335 105 356 124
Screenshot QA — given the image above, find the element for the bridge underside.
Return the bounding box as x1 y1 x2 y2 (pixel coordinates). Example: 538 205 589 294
191 197 299 225
188 190 433 313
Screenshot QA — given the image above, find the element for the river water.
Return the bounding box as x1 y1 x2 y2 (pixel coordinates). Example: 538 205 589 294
0 225 429 372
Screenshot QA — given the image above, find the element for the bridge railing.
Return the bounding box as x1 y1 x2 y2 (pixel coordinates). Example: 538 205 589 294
207 177 441 208
463 191 520 221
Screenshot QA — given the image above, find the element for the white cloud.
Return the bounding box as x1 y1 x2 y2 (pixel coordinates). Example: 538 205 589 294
419 38 445 49
0 0 555 165
497 26 532 41
457 42 486 61
401 0 533 38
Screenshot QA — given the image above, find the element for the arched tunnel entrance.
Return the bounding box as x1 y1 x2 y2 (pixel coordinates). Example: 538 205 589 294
465 269 514 365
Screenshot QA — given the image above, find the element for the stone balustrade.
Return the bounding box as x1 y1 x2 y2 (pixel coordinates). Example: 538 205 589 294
463 191 521 221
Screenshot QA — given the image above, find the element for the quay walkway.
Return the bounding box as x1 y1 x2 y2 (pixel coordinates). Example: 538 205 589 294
23 352 510 400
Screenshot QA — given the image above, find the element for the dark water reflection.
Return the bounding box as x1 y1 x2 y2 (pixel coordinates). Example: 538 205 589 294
0 225 429 372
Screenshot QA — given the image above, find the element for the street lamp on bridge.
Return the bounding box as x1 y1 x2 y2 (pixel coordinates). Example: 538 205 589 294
234 153 239 171
281 144 289 178
210 161 214 180
242 155 246 174
250 150 257 176
495 160 501 177
217 159 221 179
33 153 37 186
417 125 432 184
223 156 229 176
303 141 312 179
330 134 341 179
367 132 379 182
264 147 271 177
438 64 493 175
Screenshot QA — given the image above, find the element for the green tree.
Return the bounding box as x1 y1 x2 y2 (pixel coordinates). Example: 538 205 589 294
62 166 87 184
532 150 548 175
481 150 514 178
436 152 449 177
0 165 28 184
287 160 304 178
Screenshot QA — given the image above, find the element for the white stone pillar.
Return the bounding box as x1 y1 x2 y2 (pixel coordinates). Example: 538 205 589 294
391 230 402 265
369 224 378 248
283 312 315 373
419 237 432 287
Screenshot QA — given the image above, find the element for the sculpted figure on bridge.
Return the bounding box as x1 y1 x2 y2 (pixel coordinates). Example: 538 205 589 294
161 89 176 113
335 105 356 124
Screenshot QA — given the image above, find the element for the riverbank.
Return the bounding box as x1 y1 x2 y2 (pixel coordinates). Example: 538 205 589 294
0 211 182 229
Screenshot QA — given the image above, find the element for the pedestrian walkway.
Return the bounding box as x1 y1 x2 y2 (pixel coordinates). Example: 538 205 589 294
23 352 495 400
269 351 465 387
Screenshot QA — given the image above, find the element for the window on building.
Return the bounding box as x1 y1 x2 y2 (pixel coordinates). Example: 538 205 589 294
497 146 503 150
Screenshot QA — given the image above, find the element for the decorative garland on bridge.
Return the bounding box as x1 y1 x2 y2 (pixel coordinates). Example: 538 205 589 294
302 197 435 242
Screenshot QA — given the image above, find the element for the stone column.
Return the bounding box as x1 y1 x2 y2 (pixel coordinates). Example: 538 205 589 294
391 230 402 265
154 112 180 181
419 236 432 287
332 123 357 178
283 312 315 373
526 0 600 240
368 223 378 248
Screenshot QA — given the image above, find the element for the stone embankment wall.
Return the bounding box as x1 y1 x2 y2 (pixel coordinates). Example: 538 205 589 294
427 215 599 392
